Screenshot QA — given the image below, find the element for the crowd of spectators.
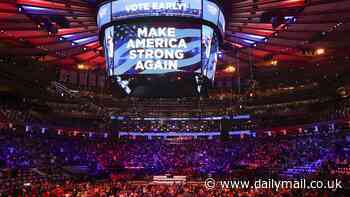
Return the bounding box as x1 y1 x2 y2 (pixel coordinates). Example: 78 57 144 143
1 180 346 197
1 94 349 195
0 129 349 196
1 130 348 177
1 94 350 134
0 104 39 127
321 99 350 121
46 102 103 117
116 120 222 133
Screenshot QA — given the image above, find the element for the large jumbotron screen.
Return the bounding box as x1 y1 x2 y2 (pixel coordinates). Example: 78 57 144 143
99 0 224 77
104 23 202 75
98 0 224 96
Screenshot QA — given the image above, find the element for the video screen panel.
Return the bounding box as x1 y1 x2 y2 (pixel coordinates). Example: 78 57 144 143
111 0 202 20
104 26 115 76
97 3 111 28
201 25 219 82
203 0 219 26
105 22 202 76
218 11 225 34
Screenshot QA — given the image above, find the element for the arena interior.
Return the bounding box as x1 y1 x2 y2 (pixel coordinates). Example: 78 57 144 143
0 0 350 196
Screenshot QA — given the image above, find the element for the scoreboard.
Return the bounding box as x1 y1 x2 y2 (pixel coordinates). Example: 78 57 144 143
98 0 225 96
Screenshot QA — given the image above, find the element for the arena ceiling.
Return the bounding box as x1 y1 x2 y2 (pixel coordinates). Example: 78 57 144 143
0 0 349 78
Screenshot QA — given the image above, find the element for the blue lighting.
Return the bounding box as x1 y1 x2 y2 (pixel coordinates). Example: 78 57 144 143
73 36 98 44
110 115 251 121
242 39 255 44
245 34 266 40
284 16 296 23
235 33 266 42
62 34 75 39
21 6 47 11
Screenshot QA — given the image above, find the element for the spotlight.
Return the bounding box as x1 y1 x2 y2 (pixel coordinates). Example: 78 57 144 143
218 51 224 59
315 48 325 56
77 64 86 70
271 60 278 66
224 65 236 73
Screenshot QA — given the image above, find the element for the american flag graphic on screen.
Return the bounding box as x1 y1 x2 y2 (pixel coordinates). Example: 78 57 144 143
111 24 201 75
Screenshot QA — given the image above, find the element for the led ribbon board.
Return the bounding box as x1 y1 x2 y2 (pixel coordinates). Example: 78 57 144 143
98 0 225 32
